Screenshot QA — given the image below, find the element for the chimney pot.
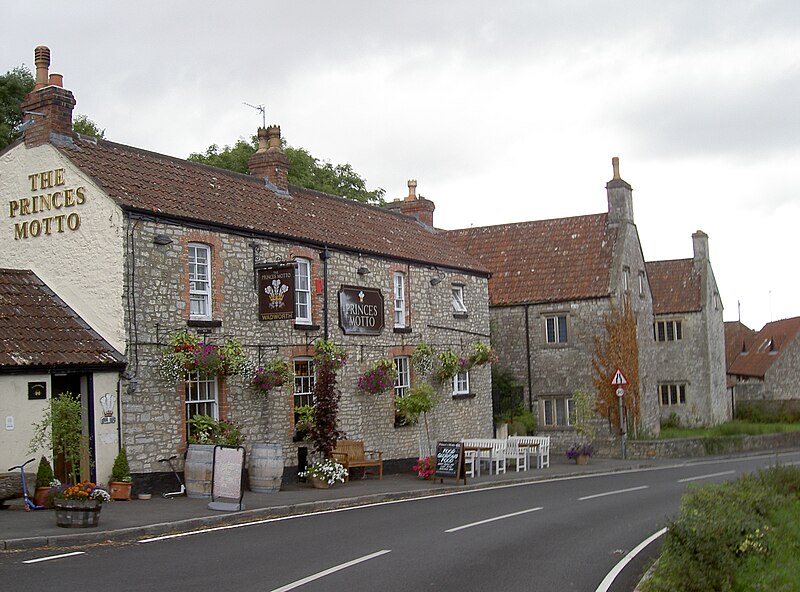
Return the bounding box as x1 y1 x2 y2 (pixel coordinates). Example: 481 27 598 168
406 179 417 201
612 156 621 180
48 73 63 87
256 127 268 153
266 125 282 150
33 45 51 91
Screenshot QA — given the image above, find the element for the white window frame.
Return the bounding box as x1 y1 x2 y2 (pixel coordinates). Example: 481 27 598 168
188 243 211 320
659 383 687 406
655 319 683 342
638 270 646 297
393 272 406 327
294 258 312 324
545 314 568 344
293 357 315 408
394 356 410 398
453 369 470 395
622 266 630 292
185 372 218 440
540 396 574 427
451 285 467 314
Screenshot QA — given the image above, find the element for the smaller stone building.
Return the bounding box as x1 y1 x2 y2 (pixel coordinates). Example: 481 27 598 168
646 231 729 427
726 317 800 417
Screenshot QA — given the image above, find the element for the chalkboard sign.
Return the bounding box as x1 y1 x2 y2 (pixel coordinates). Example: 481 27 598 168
435 441 466 485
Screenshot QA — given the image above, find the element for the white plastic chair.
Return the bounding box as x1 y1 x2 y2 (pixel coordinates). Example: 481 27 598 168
505 438 528 472
463 449 480 478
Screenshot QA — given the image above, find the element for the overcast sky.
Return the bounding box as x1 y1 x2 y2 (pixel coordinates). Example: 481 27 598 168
4 1 798 330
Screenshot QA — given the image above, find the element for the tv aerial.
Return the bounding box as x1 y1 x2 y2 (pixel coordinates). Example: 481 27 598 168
243 102 266 128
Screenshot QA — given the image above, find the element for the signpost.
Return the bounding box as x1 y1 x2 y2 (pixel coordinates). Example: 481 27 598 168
610 368 628 459
434 441 466 485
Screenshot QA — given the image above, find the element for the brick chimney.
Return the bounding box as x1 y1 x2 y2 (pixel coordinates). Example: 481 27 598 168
606 156 634 225
20 46 76 148
248 125 289 192
384 179 436 226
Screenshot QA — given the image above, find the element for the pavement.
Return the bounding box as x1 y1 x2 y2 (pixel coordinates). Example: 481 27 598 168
0 454 684 552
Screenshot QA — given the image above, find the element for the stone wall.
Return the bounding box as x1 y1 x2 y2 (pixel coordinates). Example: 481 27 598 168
121 217 493 473
626 431 800 459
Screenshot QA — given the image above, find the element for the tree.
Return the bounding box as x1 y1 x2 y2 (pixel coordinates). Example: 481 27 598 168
188 135 385 205
73 114 105 139
592 297 641 437
0 65 34 149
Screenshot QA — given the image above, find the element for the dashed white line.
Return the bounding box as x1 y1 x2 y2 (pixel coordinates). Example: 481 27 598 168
445 507 543 532
678 470 736 483
23 551 85 564
579 485 648 501
269 549 391 592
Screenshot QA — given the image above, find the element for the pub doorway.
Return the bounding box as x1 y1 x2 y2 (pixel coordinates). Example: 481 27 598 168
51 373 96 484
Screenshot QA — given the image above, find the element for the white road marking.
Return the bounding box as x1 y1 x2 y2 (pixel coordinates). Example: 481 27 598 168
594 528 668 592
268 549 391 592
445 506 543 533
23 551 85 564
678 470 736 483
579 485 648 501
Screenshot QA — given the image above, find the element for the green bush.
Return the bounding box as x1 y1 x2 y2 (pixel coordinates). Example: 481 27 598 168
111 448 131 482
643 466 800 592
35 456 55 487
660 412 681 430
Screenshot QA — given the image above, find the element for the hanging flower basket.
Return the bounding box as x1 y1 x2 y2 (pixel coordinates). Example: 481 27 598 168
411 341 434 377
358 358 398 395
467 341 497 367
159 331 254 382
252 360 293 395
434 349 467 383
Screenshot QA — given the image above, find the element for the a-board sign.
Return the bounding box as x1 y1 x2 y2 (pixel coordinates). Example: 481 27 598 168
209 445 245 512
434 441 466 484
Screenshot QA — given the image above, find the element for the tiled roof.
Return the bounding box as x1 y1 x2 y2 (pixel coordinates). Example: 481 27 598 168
645 259 702 315
0 268 126 371
55 137 488 276
444 214 614 306
724 321 756 370
727 316 800 378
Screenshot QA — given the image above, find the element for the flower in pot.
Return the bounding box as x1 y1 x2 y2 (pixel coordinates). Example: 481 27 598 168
109 447 132 500
52 481 111 528
298 458 348 488
34 456 56 506
294 404 316 442
357 358 398 395
412 456 436 479
188 414 244 447
252 359 293 395
566 442 594 464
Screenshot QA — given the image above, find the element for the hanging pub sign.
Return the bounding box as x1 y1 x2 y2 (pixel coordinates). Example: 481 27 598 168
338 285 385 335
257 265 295 321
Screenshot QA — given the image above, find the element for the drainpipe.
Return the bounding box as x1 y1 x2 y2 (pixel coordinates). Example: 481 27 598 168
320 246 330 340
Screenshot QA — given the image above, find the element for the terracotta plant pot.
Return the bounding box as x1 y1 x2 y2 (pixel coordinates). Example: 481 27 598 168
575 454 589 465
34 486 51 507
310 476 329 489
109 481 132 500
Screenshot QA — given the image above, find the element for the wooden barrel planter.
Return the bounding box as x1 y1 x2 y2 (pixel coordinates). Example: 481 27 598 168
249 443 283 492
54 499 102 528
184 444 214 498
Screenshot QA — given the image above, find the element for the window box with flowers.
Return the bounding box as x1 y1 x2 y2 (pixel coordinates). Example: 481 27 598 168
159 330 255 383
358 358 398 395
252 360 293 395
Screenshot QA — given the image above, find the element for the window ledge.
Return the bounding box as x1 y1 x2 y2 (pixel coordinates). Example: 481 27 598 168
393 326 413 334
187 319 222 328
451 392 475 400
294 323 320 331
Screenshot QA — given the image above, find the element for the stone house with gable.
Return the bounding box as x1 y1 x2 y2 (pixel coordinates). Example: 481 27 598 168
726 316 800 417
0 47 492 488
446 159 660 447
645 231 729 427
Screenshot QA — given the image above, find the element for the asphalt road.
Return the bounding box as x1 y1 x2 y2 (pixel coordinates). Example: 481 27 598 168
3 451 797 592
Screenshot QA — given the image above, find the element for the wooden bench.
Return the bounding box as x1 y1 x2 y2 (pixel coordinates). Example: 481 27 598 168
331 440 383 480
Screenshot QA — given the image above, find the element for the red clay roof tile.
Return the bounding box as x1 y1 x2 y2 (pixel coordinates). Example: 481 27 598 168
645 259 701 315
727 316 800 378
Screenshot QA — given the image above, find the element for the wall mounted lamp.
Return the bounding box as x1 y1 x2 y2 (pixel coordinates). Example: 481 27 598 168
357 266 370 275
153 234 173 245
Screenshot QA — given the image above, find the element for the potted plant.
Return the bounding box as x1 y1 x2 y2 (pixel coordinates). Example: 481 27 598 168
252 359 293 395
108 448 132 500
185 414 244 498
294 404 316 442
566 442 595 465
29 392 83 485
357 358 398 395
468 341 497 367
412 455 436 479
34 456 57 506
411 341 434 377
298 457 348 488
434 348 462 383
52 481 111 528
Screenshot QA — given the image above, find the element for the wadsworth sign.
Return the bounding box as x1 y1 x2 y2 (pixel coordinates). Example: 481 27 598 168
257 265 295 321
338 286 384 335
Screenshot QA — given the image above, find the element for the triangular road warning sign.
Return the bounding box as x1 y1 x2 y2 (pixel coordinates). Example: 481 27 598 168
610 368 628 386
